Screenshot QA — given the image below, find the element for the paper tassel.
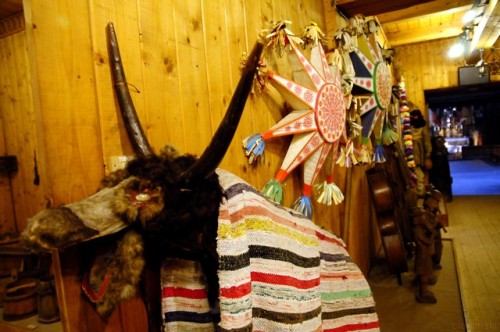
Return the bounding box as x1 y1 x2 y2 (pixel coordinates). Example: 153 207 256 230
315 181 344 205
334 29 355 53
336 140 358 167
382 124 399 145
242 134 265 164
359 144 372 165
262 179 284 203
373 141 386 163
302 21 325 48
292 195 313 219
348 111 363 139
263 20 303 57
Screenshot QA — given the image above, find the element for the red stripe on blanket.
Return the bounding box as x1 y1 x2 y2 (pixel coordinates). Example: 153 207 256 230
220 272 320 299
316 230 346 248
251 271 320 289
324 320 380 332
220 282 252 298
162 286 207 299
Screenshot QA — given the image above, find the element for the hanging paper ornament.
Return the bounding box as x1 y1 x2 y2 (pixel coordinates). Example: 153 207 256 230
382 122 399 145
398 78 416 169
315 147 344 206
243 22 347 217
346 18 392 161
381 95 400 146
262 20 303 57
302 21 325 49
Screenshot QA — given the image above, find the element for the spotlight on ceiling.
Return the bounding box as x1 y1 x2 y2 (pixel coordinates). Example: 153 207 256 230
462 9 478 23
448 26 474 58
448 43 465 58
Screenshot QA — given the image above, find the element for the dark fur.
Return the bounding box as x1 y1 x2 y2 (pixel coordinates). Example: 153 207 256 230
104 147 223 308
23 207 99 252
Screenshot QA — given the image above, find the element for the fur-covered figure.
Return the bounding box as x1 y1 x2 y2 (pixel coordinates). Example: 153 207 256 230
21 23 380 331
82 230 145 317
22 145 223 319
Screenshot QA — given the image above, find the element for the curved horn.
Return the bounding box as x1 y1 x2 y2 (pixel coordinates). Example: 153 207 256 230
106 22 154 158
180 41 264 183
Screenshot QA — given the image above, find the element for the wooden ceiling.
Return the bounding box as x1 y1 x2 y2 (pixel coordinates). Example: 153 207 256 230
336 0 500 50
0 0 21 20
1 0 499 50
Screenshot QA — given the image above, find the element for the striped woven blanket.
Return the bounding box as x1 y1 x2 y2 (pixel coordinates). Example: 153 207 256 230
162 169 379 331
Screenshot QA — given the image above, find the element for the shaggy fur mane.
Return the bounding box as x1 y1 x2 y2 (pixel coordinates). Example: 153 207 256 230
103 145 224 307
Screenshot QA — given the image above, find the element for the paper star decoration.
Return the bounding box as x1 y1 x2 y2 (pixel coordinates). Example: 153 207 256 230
349 29 393 162
243 23 346 218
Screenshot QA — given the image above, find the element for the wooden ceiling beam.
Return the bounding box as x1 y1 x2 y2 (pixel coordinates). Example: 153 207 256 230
377 0 472 23
470 0 500 50
336 0 435 17
385 27 462 46
381 5 470 45
0 0 23 20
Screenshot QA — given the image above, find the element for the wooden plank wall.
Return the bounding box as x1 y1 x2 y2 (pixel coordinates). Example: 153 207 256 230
0 13 49 237
392 37 500 114
2 0 380 262
0 0 380 330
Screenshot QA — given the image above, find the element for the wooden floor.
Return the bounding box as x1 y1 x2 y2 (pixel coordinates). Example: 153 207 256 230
444 195 500 332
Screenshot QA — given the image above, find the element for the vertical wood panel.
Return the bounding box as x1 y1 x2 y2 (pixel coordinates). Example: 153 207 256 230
24 0 104 204
393 38 464 114
0 35 20 235
174 0 212 155
200 0 235 167
222 0 263 182
0 30 48 233
138 1 185 153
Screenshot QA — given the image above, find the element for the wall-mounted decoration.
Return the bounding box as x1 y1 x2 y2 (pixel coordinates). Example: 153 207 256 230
344 17 393 163
243 22 348 218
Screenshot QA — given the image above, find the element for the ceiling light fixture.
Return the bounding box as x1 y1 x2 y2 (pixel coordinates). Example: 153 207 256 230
448 0 490 59
462 9 479 23
448 43 466 58
448 26 474 58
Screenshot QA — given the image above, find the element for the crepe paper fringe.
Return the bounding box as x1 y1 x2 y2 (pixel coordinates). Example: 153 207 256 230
263 20 303 57
382 125 399 145
350 15 368 36
302 21 325 49
292 195 313 219
373 142 386 163
359 144 372 165
240 53 268 94
242 134 265 164
262 179 284 203
336 140 358 167
348 112 363 139
334 29 355 53
365 18 380 35
315 181 344 205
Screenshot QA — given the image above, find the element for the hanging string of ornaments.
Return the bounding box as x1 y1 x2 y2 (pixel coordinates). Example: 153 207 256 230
398 78 417 184
242 17 398 219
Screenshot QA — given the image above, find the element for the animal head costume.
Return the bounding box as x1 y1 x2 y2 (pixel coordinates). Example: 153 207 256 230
22 22 263 321
21 24 381 332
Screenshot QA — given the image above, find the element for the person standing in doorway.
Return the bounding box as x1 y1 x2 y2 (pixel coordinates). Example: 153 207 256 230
410 109 433 197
